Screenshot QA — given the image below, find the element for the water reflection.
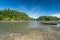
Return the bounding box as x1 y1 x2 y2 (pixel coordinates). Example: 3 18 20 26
0 22 59 34
28 21 50 29
0 22 60 40
28 21 40 29
57 24 60 27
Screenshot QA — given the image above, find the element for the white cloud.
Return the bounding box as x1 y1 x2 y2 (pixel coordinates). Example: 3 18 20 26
50 13 60 18
28 6 41 18
18 5 41 18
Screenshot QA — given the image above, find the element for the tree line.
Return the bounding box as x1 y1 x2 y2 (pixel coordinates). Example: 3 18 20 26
36 16 60 21
0 9 60 21
0 9 33 21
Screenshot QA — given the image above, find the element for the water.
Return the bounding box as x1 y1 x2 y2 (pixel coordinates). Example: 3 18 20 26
57 24 60 27
0 21 60 40
0 21 59 33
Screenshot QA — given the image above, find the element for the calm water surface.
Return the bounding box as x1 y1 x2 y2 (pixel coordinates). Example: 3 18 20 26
0 21 59 35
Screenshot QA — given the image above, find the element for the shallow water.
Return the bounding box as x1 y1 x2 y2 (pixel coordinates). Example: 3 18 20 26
0 21 60 40
0 21 59 34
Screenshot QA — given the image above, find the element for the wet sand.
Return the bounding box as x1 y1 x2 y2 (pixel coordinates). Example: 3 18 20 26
0 27 60 40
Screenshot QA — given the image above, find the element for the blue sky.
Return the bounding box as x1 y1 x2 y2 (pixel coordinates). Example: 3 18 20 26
0 0 60 18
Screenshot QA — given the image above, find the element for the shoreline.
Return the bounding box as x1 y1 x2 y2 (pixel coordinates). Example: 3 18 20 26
0 21 38 22
0 21 60 23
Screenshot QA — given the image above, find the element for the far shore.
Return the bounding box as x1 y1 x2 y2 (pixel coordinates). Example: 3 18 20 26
0 21 37 22
0 20 60 23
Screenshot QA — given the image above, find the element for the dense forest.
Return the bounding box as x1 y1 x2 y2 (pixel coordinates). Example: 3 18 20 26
0 9 34 21
0 9 60 21
37 16 60 21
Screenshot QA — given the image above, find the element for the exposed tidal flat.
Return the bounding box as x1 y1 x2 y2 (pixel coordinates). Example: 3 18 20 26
0 21 60 40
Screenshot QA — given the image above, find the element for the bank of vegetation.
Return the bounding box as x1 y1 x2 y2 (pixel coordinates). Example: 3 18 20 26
0 9 60 21
0 9 34 21
36 16 60 21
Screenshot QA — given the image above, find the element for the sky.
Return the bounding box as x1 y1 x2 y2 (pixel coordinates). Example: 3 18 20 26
0 0 60 18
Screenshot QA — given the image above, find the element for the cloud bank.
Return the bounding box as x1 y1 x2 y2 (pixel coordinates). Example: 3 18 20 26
51 13 60 18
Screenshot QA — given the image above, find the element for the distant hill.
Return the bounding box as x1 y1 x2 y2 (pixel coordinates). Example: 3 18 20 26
0 9 33 21
36 16 60 21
